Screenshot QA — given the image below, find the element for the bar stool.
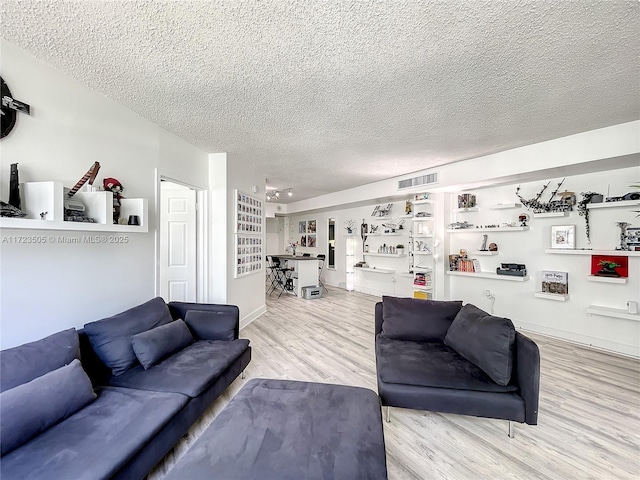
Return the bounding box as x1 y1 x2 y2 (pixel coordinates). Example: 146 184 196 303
271 256 296 298
316 254 328 293
266 256 279 295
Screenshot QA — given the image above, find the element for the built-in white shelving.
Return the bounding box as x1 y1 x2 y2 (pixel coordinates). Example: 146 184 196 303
354 266 395 274
586 199 640 210
587 305 640 321
447 226 529 233
533 211 569 218
475 251 498 256
490 203 522 210
412 234 433 239
363 253 407 258
367 232 402 236
447 271 530 282
534 292 570 301
544 249 640 256
587 275 628 284
413 251 432 256
412 285 433 291
412 199 434 205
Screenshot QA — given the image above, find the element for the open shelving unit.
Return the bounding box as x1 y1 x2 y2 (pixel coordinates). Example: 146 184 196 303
1 181 148 233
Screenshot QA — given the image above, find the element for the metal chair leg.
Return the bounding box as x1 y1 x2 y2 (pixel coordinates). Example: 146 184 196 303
508 421 514 438
241 370 246 379
385 406 391 423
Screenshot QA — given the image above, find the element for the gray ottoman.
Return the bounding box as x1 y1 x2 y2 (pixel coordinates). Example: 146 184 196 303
166 378 387 480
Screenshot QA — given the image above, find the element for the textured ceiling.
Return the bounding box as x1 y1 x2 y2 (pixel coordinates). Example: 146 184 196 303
1 1 639 203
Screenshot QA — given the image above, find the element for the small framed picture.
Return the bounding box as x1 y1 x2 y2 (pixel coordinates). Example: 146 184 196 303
551 225 576 249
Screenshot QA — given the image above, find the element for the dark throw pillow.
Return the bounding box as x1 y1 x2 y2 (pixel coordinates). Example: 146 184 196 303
131 320 194 370
185 310 237 341
84 297 173 376
0 328 79 393
444 304 515 386
0 359 96 455
381 296 463 341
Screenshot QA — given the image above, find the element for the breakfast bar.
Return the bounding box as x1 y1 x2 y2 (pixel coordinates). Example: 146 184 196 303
276 255 320 297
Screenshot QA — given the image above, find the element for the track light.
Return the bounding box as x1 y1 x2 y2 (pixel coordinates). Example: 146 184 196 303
266 188 292 202
288 189 293 197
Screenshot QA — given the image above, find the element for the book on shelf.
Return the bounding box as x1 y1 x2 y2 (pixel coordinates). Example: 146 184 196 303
413 272 432 286
541 271 568 295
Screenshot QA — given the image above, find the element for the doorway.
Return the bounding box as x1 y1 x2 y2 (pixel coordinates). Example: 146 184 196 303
159 180 198 302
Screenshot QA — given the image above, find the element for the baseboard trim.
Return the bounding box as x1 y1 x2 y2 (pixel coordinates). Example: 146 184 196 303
240 304 266 331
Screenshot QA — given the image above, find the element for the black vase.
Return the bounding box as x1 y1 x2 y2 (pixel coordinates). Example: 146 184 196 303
9 163 20 209
596 267 620 277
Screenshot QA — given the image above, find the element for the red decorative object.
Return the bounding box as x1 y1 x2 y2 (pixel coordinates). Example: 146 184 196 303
591 255 628 277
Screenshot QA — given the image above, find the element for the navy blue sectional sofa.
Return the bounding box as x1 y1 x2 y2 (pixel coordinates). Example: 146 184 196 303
375 296 539 435
0 297 251 480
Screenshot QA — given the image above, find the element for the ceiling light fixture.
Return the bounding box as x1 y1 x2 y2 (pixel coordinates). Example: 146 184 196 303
266 188 292 202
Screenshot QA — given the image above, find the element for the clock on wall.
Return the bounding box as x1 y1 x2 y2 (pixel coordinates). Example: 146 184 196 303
1 76 31 139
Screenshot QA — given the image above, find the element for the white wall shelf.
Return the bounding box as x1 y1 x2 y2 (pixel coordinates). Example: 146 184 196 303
475 250 498 256
544 249 640 257
412 285 433 291
447 226 529 233
412 216 433 221
413 266 433 272
490 203 522 210
534 292 570 301
586 199 640 210
363 253 407 258
412 234 433 239
354 266 395 274
367 232 402 236
587 275 628 284
447 271 530 282
533 211 569 218
412 199 434 205
413 251 432 256
453 207 479 213
587 305 640 321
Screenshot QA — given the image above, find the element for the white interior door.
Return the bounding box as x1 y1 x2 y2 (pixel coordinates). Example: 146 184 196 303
160 182 196 302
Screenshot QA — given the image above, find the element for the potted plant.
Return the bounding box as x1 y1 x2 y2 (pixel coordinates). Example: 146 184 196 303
596 260 621 277
577 191 600 246
396 244 405 255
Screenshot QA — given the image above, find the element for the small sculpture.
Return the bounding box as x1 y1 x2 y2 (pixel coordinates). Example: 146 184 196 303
479 234 488 251
405 200 412 215
103 177 124 224
518 213 530 227
40 211 48 220
489 243 498 252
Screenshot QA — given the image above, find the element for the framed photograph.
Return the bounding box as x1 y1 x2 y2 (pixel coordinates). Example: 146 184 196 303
307 234 317 248
298 221 307 233
234 234 263 278
234 189 263 234
550 225 575 249
307 220 316 233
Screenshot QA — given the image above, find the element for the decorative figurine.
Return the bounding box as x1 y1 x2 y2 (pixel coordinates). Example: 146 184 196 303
40 211 48 220
479 234 488 251
489 243 498 252
616 222 630 251
103 177 124 224
9 163 20 209
405 200 412 215
518 213 530 227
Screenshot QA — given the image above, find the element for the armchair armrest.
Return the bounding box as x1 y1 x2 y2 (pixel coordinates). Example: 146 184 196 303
375 302 383 336
168 302 240 340
515 332 540 425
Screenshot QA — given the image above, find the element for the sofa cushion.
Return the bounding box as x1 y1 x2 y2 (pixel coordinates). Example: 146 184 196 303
444 304 515 386
185 309 236 341
376 336 518 393
131 320 194 370
381 296 463 341
0 329 79 393
84 297 173 376
108 339 250 398
0 386 188 480
0 359 96 456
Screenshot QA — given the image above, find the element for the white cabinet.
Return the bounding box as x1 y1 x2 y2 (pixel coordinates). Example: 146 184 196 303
410 199 435 299
0 181 148 233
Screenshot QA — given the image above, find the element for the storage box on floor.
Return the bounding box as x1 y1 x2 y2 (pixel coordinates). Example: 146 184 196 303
302 286 323 299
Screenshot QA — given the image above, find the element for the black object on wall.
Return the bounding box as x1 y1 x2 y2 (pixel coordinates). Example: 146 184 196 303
9 163 20 209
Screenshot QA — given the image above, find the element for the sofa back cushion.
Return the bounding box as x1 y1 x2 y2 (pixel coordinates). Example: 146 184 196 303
0 359 96 455
0 329 79 393
444 304 515 386
381 296 463 341
84 297 173 376
131 320 194 370
185 310 237 341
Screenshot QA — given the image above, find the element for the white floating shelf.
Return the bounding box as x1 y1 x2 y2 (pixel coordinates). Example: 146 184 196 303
453 207 479 213
533 211 569 218
354 266 395 274
367 232 402 236
447 271 530 282
413 216 433 221
413 252 432 256
399 273 414 278
586 199 640 210
534 292 570 301
544 249 640 257
363 253 407 257
475 251 498 256
490 203 522 210
447 226 529 233
413 266 433 272
587 305 640 321
587 275 628 284
412 199 434 205
398 214 414 218
412 285 433 291
412 235 433 239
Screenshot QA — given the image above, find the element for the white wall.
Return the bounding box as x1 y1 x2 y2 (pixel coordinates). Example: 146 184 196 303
0 40 208 349
446 167 640 357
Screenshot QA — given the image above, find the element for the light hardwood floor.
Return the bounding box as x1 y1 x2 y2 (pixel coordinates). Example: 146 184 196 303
152 286 640 480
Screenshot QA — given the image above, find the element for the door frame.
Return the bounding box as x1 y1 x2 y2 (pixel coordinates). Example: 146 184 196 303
154 170 208 302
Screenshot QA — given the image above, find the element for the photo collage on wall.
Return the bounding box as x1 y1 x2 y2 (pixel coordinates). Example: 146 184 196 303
234 190 263 278
298 219 317 248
